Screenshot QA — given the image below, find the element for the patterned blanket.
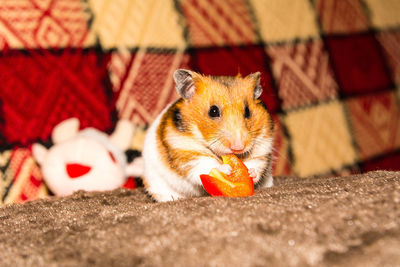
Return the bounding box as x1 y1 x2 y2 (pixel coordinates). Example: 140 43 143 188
0 0 399 203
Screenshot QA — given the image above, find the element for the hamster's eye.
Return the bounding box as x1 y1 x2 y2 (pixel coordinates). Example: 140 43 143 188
208 105 220 118
244 105 251 119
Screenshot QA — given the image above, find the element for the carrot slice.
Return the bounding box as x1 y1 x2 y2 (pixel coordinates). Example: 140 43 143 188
200 155 254 197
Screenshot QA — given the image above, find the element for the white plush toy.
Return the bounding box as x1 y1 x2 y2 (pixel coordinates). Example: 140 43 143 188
32 118 143 196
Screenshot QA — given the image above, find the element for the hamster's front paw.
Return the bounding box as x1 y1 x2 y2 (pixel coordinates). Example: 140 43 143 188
248 168 257 181
217 164 232 175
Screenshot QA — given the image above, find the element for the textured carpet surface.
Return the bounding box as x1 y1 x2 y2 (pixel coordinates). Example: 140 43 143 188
0 171 399 266
1 0 400 204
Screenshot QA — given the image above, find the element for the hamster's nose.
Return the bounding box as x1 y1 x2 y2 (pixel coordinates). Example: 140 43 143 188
230 140 245 153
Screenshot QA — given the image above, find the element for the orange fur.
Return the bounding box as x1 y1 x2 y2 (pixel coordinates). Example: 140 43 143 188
156 72 273 180
186 73 272 149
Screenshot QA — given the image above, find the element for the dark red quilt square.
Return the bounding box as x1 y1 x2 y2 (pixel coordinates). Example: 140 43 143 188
189 45 280 113
362 151 400 172
326 34 392 96
0 48 114 146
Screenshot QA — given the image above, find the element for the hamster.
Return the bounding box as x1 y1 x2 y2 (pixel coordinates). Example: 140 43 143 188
142 69 274 202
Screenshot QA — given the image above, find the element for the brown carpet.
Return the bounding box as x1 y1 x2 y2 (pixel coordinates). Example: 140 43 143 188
0 171 399 267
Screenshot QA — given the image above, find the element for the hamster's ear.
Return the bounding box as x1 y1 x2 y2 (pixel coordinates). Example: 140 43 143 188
174 69 196 99
248 72 262 99
32 143 48 165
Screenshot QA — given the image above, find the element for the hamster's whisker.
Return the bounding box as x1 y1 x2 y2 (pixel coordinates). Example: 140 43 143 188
252 139 274 150
209 136 223 147
252 138 285 159
215 138 225 155
248 128 265 136
270 147 288 159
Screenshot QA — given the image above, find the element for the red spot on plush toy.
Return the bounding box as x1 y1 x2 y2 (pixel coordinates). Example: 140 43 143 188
123 177 136 189
66 163 92 179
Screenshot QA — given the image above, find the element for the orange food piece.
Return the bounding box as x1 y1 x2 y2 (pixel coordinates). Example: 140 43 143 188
200 154 254 197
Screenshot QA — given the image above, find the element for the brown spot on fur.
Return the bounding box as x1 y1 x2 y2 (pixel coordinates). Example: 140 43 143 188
210 76 239 88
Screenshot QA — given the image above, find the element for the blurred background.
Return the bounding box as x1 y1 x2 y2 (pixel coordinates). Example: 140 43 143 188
0 0 399 203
